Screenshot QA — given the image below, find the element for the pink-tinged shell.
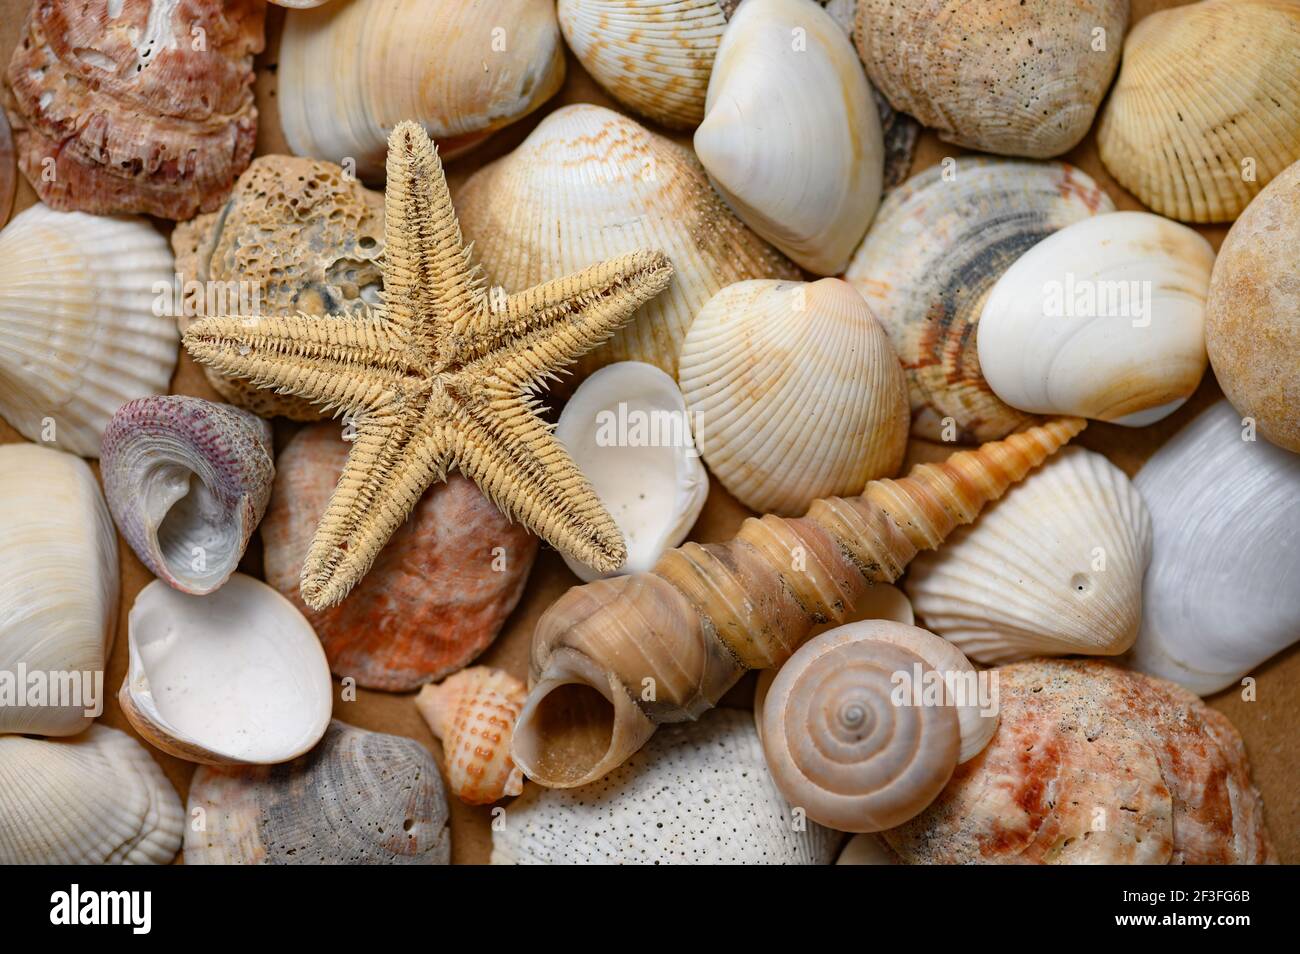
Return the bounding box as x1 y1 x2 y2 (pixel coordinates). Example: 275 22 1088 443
417 667 527 805
3 0 264 220
262 424 538 691
101 396 274 594
884 660 1276 865
0 108 13 227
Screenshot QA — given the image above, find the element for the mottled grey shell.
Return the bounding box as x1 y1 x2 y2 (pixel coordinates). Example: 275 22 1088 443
185 721 451 865
492 709 842 864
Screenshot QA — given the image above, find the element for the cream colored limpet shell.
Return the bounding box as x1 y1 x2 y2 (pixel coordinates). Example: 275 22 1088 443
121 575 332 765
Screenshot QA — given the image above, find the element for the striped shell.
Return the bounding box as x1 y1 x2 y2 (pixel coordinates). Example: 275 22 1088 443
417 667 527 805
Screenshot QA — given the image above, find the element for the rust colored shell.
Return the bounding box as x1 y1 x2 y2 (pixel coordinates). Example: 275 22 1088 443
3 0 264 219
261 424 538 691
172 155 386 419
417 667 527 805
884 660 1276 864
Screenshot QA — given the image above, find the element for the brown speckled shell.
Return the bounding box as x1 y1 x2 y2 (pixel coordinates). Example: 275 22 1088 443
416 667 527 806
4 0 264 219
261 424 538 691
173 155 385 419
884 660 1276 864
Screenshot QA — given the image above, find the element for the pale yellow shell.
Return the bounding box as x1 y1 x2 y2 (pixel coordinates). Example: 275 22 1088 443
679 278 908 516
417 667 527 805
1097 0 1300 223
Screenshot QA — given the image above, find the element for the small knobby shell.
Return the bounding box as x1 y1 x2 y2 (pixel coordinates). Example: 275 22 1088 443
185 721 451 864
101 396 274 595
978 211 1214 426
416 667 527 805
679 278 909 516
760 620 997 833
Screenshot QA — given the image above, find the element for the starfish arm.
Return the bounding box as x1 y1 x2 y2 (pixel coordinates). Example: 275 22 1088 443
300 413 451 611
459 249 674 388
451 391 626 574
183 312 411 415
384 121 487 345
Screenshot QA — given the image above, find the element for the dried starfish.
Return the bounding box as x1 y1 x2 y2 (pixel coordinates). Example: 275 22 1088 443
184 121 674 610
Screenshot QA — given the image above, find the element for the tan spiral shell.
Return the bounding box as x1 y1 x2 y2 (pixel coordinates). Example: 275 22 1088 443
416 667 527 805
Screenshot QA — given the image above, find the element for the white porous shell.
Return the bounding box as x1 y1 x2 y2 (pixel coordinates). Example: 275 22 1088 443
978 211 1214 426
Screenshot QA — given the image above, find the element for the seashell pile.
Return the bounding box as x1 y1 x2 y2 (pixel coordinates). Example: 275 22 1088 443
0 0 1293 871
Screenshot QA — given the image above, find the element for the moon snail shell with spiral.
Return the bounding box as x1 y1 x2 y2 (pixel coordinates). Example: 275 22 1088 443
511 417 1086 789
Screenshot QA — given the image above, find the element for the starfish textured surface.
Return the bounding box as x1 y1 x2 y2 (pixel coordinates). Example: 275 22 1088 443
184 121 674 611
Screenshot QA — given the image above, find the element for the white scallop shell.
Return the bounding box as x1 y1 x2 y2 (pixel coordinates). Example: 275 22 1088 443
121 575 333 764
978 211 1214 426
0 204 178 457
678 278 908 516
0 443 117 736
694 0 883 274
1127 401 1300 695
906 447 1153 664
556 362 708 582
0 724 182 864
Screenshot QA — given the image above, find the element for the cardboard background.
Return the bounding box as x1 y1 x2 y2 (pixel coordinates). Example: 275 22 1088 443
0 0 1294 864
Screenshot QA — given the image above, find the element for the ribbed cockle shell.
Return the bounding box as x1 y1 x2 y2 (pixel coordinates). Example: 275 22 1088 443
417 667 527 805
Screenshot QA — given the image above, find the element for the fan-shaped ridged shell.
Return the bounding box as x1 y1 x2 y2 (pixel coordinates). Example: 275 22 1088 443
0 725 182 864
0 444 117 736
885 660 1275 864
854 0 1127 159
1127 401 1300 696
760 621 996 833
454 104 800 381
1097 0 1300 223
0 204 178 457
694 0 883 275
278 0 565 182
978 211 1214 426
1205 159 1300 453
906 447 1152 664
185 721 450 864
101 396 273 595
493 709 841 864
416 667 527 805
844 159 1112 442
172 155 386 420
679 279 908 516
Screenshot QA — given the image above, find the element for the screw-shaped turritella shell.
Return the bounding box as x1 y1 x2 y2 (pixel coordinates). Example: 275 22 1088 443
845 159 1114 443
101 396 274 595
0 204 178 457
978 212 1215 427
694 0 883 275
454 104 800 382
0 725 182 864
906 447 1153 664
416 667 527 805
278 0 564 182
185 721 451 864
0 444 118 736
1097 0 1300 223
854 0 1127 159
511 416 1085 788
679 279 909 516
760 621 996 833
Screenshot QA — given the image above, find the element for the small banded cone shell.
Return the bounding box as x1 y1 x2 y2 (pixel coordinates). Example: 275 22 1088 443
0 204 178 457
278 0 564 182
0 444 118 737
845 158 1113 443
0 725 182 864
854 0 1127 159
884 660 1275 864
1097 0 1300 223
906 448 1152 664
679 279 909 516
454 104 800 381
416 667 527 805
1205 159 1300 453
185 721 451 865
694 0 884 275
